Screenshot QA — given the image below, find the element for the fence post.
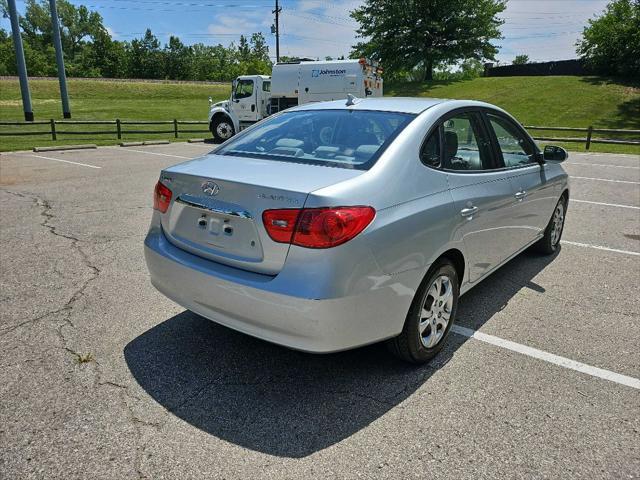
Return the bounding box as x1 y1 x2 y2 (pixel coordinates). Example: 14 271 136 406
173 119 178 138
50 119 56 140
116 119 121 139
586 125 593 150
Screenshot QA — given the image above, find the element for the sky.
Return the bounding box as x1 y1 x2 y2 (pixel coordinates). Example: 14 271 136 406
2 0 612 65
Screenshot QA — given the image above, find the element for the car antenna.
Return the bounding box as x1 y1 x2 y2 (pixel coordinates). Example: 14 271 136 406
345 93 359 106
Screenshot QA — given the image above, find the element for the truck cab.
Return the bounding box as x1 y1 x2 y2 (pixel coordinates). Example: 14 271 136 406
231 75 271 123
207 59 383 142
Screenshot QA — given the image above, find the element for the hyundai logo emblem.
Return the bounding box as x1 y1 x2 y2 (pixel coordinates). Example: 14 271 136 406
201 181 220 196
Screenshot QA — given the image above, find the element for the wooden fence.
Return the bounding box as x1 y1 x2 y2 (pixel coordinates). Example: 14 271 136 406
524 125 640 150
0 119 639 150
0 119 210 141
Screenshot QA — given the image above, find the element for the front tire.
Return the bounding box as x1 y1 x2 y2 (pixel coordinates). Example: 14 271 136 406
534 196 567 255
387 259 459 364
210 116 235 143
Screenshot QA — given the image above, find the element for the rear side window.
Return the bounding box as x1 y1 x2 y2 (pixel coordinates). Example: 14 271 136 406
486 113 536 167
217 109 416 170
420 129 441 168
442 113 492 171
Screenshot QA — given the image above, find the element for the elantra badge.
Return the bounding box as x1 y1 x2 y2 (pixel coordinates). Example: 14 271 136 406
202 181 220 196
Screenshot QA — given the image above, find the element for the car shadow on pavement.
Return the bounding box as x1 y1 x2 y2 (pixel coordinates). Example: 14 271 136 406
125 249 558 458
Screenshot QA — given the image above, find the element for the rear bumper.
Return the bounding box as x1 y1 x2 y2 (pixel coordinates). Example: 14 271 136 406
144 226 422 353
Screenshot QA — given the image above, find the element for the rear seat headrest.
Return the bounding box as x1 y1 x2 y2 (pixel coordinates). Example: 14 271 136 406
276 138 305 148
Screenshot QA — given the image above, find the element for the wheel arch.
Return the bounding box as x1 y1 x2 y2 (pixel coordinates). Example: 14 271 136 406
437 248 466 287
209 111 234 131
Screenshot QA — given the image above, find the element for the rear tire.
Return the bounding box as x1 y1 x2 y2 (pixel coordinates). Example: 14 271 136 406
210 116 235 143
533 196 567 255
387 259 459 364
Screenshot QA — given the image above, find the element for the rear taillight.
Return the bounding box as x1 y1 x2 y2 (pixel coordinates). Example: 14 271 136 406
153 181 172 213
262 206 375 249
262 209 300 243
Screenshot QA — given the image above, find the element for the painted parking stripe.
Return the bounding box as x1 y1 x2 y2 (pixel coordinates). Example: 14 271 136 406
570 176 639 185
565 162 639 170
107 147 192 159
572 152 640 159
28 154 101 169
562 240 640 256
451 325 640 390
572 199 640 210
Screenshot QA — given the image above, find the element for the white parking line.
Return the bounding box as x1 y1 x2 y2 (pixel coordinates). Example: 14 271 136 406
572 152 640 159
572 199 640 210
566 162 639 170
28 154 101 169
108 147 192 159
562 240 640 256
452 325 640 390
570 176 640 185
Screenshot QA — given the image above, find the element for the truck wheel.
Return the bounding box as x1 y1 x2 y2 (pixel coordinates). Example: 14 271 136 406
211 117 234 143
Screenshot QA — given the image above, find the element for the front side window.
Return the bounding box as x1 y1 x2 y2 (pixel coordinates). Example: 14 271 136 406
487 113 536 167
234 79 254 99
442 113 492 171
262 81 271 92
217 109 416 170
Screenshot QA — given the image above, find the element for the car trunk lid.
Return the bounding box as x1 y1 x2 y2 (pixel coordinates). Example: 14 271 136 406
159 153 363 275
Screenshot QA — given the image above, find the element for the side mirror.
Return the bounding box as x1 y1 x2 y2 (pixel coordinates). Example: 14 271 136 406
543 145 568 162
208 96 213 105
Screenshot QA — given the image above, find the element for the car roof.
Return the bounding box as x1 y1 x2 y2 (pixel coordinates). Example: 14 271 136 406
288 97 498 115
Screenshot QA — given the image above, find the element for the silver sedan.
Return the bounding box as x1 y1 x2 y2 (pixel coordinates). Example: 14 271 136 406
144 97 569 363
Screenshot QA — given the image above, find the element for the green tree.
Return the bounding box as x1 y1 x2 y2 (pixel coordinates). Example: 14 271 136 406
513 54 529 65
351 0 506 81
18 0 105 59
0 28 14 75
129 29 163 78
164 36 191 80
577 0 640 77
459 58 484 79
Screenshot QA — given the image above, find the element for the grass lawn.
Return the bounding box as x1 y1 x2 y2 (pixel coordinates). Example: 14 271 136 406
0 79 230 151
0 76 638 154
386 76 640 155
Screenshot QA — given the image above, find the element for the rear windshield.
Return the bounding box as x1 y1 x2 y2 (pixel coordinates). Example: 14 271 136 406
217 109 416 170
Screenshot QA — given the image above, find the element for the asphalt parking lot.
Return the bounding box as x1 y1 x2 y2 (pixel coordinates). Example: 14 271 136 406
1 143 639 479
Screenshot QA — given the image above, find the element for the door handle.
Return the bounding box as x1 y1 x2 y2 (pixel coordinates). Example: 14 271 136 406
515 190 528 200
460 206 478 218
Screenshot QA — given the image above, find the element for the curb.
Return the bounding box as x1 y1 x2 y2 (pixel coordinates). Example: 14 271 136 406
120 140 171 147
188 138 205 143
33 144 97 152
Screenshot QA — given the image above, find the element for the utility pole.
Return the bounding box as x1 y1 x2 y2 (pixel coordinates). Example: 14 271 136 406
49 0 71 118
272 0 281 63
7 0 34 121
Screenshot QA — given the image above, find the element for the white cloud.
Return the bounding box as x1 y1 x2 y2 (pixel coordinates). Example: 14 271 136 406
202 0 609 64
495 0 609 63
105 26 118 40
278 0 361 59
207 13 263 35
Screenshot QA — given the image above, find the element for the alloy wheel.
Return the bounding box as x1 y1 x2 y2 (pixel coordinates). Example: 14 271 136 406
419 275 453 348
550 202 565 246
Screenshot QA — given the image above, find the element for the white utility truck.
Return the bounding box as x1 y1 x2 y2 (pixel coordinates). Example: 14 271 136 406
207 59 383 142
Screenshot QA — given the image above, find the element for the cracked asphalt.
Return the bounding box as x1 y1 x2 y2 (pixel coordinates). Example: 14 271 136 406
1 144 639 479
